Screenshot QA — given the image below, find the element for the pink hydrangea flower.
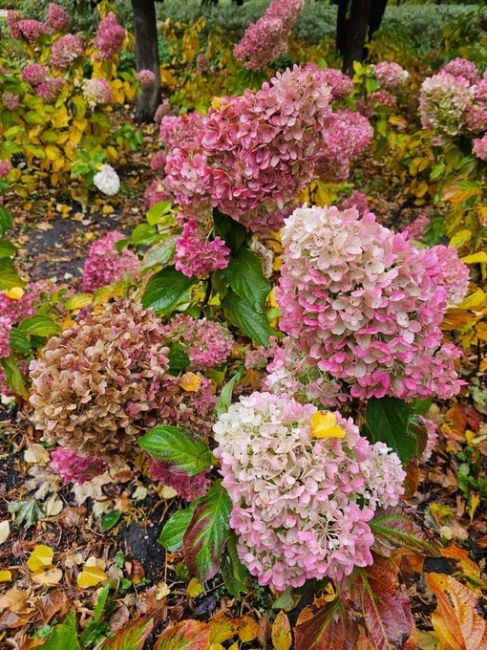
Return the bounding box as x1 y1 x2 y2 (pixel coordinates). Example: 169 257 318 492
83 78 113 107
419 72 474 138
51 447 107 484
162 314 233 370
82 231 140 292
149 150 167 173
465 74 487 133
322 67 354 100
369 89 397 107
6 11 22 39
214 391 405 590
94 12 125 60
47 3 70 32
277 205 468 401
340 190 369 216
50 34 84 68
0 317 12 359
147 456 210 500
473 133 487 160
35 77 64 102
21 63 48 87
175 220 230 278
16 19 50 43
0 160 12 179
2 92 20 111
373 62 409 89
234 0 304 70
403 214 430 241
440 57 480 85
136 69 156 87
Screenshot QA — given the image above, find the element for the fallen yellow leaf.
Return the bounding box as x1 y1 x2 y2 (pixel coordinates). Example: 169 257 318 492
31 567 63 586
27 545 54 572
461 252 487 264
179 372 201 392
0 570 12 582
310 411 346 439
77 565 108 588
3 287 24 300
187 577 204 598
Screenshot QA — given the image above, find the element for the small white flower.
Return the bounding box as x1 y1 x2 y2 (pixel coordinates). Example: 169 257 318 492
93 164 120 196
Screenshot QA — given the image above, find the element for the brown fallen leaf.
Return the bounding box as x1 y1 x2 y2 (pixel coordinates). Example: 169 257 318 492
36 589 70 624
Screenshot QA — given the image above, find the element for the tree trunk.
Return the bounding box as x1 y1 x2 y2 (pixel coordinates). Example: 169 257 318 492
131 0 161 123
342 0 373 75
368 0 387 41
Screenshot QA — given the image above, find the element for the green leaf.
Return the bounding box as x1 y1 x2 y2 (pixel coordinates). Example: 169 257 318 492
8 498 44 529
138 425 212 476
0 238 16 258
142 267 196 314
158 503 197 552
182 480 232 581
0 258 24 290
215 368 243 417
221 532 249 599
42 612 80 650
410 398 433 416
365 396 418 465
213 210 247 252
141 239 175 271
146 200 172 225
131 223 157 247
9 328 32 354
65 293 93 311
101 617 154 650
220 247 270 312
19 315 60 338
0 206 13 236
100 509 122 532
370 513 438 556
1 355 28 398
167 342 190 375
222 289 270 346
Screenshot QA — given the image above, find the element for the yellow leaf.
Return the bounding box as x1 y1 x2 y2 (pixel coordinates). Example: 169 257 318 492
155 581 170 600
238 615 259 642
187 577 204 598
310 411 346 439
27 545 54 571
476 322 487 341
461 252 487 264
271 611 292 650
179 372 201 392
3 287 24 300
31 567 63 586
0 570 12 582
77 565 108 588
459 289 486 311
449 229 472 248
468 493 480 520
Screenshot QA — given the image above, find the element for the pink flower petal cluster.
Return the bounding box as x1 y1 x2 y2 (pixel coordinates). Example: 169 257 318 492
473 133 487 161
22 63 48 87
147 456 210 500
35 77 64 102
373 62 409 89
0 160 12 178
315 109 373 182
277 205 468 401
0 317 12 359
149 150 167 173
440 57 480 85
2 92 20 111
83 78 113 107
214 391 405 590
234 0 304 70
340 190 369 216
50 34 84 68
403 214 430 241
174 220 230 278
321 67 354 100
15 19 50 43
433 245 470 306
245 336 279 370
420 417 439 462
369 89 397 107
51 447 107 484
81 231 140 292
162 314 233 371
6 11 22 39
94 12 125 60
136 69 156 87
47 3 70 32
465 74 487 133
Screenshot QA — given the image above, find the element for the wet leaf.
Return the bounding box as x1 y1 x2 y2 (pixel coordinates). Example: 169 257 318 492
154 619 210 650
101 616 154 650
271 611 292 650
295 600 358 650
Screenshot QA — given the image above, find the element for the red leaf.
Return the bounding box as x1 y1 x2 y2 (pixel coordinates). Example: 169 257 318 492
294 600 359 650
154 619 210 650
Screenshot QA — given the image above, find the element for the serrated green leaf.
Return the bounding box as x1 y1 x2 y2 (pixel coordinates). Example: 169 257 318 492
213 210 247 252
220 247 270 312
146 200 172 225
183 480 231 581
9 328 32 354
222 289 270 346
167 342 190 375
1 355 28 398
131 223 157 247
138 425 212 476
100 509 122 532
19 315 60 338
142 267 196 314
101 617 154 650
42 612 80 650
158 503 196 552
365 396 418 465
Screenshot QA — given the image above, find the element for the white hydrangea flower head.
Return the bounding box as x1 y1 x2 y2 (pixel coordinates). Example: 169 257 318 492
93 164 120 196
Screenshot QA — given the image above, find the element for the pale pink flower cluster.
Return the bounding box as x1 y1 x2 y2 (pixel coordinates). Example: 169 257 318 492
6 11 22 40
22 63 48 87
162 314 233 371
136 69 156 87
93 12 125 60
0 318 12 359
465 75 487 133
174 220 230 278
234 0 304 71
369 89 397 107
47 3 70 32
214 391 405 590
50 34 84 68
245 336 279 370
51 447 107 484
473 133 487 161
403 214 430 241
14 19 50 43
373 62 409 89
81 231 140 292
147 457 210 500
321 67 354 100
35 77 64 102
2 92 20 111
0 160 12 178
83 78 113 107
149 150 167 173
440 57 480 85
315 109 373 182
277 205 468 401
340 190 369 216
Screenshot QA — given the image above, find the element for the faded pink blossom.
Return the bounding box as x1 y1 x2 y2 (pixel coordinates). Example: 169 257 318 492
82 231 140 292
51 447 106 484
50 34 84 68
94 12 125 60
47 3 70 32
